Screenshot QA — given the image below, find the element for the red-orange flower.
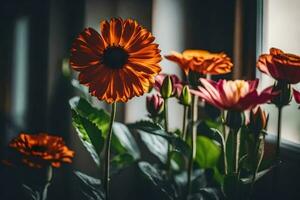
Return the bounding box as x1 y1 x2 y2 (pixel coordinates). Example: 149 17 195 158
193 78 277 111
165 50 233 76
257 48 300 84
70 18 162 103
9 133 74 168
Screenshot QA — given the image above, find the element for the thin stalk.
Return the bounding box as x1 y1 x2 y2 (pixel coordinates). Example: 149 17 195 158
186 95 198 198
41 166 52 200
249 135 264 199
104 102 117 200
229 128 240 200
272 106 283 197
275 106 282 161
233 129 240 174
220 110 228 175
182 105 188 141
164 99 169 132
164 99 172 172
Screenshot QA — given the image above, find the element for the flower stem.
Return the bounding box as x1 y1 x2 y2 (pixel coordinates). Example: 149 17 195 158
104 102 117 200
275 106 282 161
41 166 52 200
186 95 198 198
164 98 172 172
164 99 169 133
182 105 188 141
221 110 228 175
233 129 240 174
272 106 283 197
249 135 264 199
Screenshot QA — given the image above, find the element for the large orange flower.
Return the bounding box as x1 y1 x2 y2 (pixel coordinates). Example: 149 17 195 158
9 133 74 168
165 50 232 76
70 18 162 103
257 48 300 84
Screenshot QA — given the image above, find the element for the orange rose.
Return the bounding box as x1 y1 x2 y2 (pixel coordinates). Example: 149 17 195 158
257 48 300 84
165 50 232 76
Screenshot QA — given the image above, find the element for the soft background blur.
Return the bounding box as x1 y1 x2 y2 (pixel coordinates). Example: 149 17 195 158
0 0 300 199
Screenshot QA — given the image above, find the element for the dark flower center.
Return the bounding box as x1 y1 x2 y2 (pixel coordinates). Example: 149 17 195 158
31 145 48 152
102 46 129 69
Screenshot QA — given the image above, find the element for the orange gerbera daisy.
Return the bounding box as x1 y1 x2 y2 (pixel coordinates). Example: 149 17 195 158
165 50 233 76
70 18 162 103
9 133 74 168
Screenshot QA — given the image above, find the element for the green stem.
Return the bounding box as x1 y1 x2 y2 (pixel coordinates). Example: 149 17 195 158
104 102 117 200
41 166 52 200
186 95 198 198
232 128 240 174
182 105 188 141
164 99 169 132
164 98 172 172
221 110 228 175
249 135 264 199
275 106 282 161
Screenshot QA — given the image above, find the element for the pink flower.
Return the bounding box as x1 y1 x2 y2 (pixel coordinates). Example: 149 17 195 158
154 74 183 97
146 94 164 117
293 89 300 104
257 48 300 84
193 78 277 111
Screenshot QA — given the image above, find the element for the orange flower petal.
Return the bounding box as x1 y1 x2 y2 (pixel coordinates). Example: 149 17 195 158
71 18 161 103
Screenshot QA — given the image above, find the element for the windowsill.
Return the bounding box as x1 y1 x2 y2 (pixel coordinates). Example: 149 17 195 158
266 134 300 160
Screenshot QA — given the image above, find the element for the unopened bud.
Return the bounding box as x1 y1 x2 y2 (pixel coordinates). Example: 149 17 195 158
180 85 192 106
271 81 292 108
248 107 268 135
146 94 164 117
161 75 173 99
225 110 245 130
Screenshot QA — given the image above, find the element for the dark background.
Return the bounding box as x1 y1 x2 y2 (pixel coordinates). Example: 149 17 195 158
0 0 299 199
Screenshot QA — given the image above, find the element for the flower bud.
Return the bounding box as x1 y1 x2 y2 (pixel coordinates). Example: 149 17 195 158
248 107 268 135
225 110 245 130
271 81 292 108
146 94 164 117
180 85 192 106
161 75 173 99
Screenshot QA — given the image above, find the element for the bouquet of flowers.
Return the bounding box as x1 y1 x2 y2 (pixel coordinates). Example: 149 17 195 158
4 17 300 200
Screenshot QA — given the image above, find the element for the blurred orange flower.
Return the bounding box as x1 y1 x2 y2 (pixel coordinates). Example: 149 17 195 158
257 48 300 84
193 78 277 111
9 133 74 168
165 50 232 76
70 18 162 103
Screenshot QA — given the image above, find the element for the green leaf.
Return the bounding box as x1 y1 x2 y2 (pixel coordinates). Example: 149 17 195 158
71 79 89 98
170 151 186 172
127 120 171 139
73 171 104 200
240 166 274 184
110 153 135 173
195 136 221 169
112 123 140 160
128 120 191 159
188 188 221 200
22 184 40 200
138 162 177 200
138 129 168 163
70 97 110 135
71 111 101 166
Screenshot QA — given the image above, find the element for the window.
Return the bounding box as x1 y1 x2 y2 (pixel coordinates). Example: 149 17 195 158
260 0 300 143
